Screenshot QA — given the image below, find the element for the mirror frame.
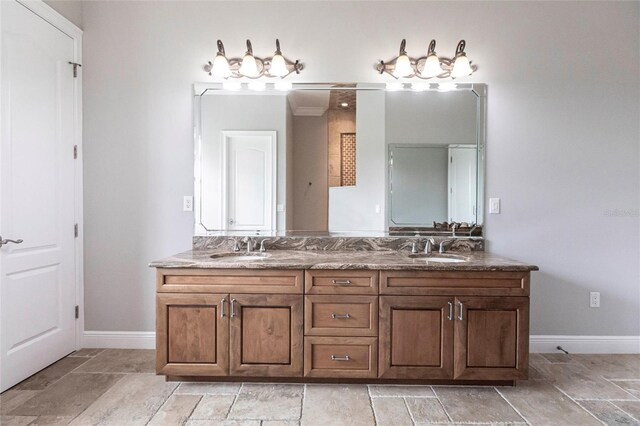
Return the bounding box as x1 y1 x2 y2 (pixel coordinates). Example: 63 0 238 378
193 82 486 236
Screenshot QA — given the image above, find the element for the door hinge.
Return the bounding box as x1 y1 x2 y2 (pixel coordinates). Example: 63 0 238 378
74 145 78 159
75 305 79 319
68 62 82 78
74 223 79 238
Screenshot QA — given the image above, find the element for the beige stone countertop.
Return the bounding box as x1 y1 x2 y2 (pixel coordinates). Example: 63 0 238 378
149 249 538 272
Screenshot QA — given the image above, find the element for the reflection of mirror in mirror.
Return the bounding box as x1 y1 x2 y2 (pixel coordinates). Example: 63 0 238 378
195 84 484 236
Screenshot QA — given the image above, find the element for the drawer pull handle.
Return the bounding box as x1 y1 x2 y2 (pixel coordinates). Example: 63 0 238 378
330 355 351 361
458 301 464 321
332 280 352 285
448 301 453 321
230 298 237 318
220 298 227 317
331 313 351 319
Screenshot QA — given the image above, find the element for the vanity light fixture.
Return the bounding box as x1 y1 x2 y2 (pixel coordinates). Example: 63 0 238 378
377 39 477 80
205 39 303 79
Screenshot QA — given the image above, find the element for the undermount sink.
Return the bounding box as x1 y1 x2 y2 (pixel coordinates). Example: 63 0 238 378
210 252 270 261
407 253 468 263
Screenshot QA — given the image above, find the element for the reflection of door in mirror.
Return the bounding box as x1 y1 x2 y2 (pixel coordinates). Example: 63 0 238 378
448 145 477 224
221 131 276 231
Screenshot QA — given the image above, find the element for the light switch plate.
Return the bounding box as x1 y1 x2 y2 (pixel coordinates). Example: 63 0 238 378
489 198 500 214
590 292 600 308
183 196 193 212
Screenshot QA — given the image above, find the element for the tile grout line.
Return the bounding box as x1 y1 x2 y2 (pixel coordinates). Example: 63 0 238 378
143 377 182 425
181 394 203 426
430 386 454 424
299 383 306 422
600 376 640 401
548 383 607 425
610 400 640 423
494 386 531 426
222 382 243 420
401 396 417 426
367 384 380 426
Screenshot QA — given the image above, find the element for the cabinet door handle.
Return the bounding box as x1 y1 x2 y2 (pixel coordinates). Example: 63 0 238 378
332 279 351 285
220 298 226 317
331 313 351 319
330 355 350 361
230 298 237 317
458 301 464 321
448 302 453 321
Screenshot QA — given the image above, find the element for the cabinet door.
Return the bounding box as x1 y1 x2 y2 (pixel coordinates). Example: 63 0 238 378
156 293 229 376
454 297 529 380
379 296 454 379
229 294 303 376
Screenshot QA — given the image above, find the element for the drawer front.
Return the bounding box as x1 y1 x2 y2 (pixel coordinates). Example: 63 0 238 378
304 337 377 378
305 296 378 336
380 271 530 296
305 270 378 295
157 269 304 294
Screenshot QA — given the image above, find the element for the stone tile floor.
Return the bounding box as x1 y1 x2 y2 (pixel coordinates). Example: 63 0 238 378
0 350 638 425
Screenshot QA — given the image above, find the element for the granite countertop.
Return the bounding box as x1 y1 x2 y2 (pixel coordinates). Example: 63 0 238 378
149 249 538 272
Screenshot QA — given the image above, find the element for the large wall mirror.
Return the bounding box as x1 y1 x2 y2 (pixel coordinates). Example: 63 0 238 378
194 83 485 236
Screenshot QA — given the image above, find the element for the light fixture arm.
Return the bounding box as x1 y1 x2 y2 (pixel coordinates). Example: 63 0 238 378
217 40 226 56
455 40 466 57
399 39 407 55
275 39 282 55
245 39 253 55
427 39 436 55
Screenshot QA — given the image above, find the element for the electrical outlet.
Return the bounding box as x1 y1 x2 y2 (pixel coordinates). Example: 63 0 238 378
590 292 600 308
183 196 193 212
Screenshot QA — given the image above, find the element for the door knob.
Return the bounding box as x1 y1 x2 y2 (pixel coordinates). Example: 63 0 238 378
0 236 23 247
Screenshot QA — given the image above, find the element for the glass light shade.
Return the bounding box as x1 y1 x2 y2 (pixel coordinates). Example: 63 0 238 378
274 81 292 91
451 54 473 78
248 80 266 91
222 80 242 91
270 54 288 77
411 82 429 91
239 53 259 77
393 54 413 78
422 54 442 78
211 54 231 78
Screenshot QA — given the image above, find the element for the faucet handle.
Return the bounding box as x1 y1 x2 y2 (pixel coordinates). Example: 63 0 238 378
411 242 419 254
259 240 266 252
233 241 241 252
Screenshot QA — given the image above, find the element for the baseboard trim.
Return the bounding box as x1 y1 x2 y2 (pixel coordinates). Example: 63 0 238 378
83 331 155 350
83 331 640 354
530 335 640 354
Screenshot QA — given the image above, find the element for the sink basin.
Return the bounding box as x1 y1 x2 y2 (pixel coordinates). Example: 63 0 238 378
408 253 467 263
210 252 270 261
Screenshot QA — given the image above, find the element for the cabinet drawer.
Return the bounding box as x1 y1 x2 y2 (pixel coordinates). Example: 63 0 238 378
157 269 303 294
305 270 378 295
380 271 530 296
305 296 378 336
304 337 377 378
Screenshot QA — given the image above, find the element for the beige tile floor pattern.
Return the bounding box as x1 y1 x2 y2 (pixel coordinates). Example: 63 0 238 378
0 350 638 425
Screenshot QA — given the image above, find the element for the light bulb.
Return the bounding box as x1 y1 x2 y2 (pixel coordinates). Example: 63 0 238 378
437 82 457 92
239 53 259 77
211 54 231 78
275 81 292 91
411 82 429 91
422 54 442 78
386 82 403 91
248 80 266 91
222 80 242 91
394 54 413 78
451 54 472 78
270 54 288 77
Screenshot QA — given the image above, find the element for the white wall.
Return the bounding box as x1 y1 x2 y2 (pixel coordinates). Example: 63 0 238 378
81 1 639 338
44 0 82 28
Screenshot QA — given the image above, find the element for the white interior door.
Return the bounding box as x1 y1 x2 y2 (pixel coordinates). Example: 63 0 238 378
222 131 276 231
1 1 78 391
448 145 477 224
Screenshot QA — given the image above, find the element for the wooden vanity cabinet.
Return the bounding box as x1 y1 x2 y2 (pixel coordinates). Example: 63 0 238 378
156 269 304 378
156 267 532 383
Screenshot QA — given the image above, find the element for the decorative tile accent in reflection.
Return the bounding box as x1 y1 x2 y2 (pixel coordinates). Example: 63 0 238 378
340 133 356 186
193 235 484 252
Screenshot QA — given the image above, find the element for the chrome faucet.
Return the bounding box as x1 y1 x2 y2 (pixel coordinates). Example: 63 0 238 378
259 239 266 252
411 241 419 254
242 236 255 253
451 223 458 237
424 238 436 254
439 239 454 254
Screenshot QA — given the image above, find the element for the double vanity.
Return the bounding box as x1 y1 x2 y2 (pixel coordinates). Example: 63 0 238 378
151 237 537 385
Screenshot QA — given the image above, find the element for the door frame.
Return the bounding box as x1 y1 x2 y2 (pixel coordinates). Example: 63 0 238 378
0 0 84 350
220 130 277 231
